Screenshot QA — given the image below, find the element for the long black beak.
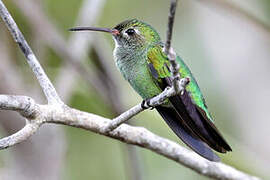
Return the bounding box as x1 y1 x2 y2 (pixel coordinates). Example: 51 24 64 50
69 27 119 35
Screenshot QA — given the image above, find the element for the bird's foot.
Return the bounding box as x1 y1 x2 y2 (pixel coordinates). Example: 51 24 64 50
141 98 155 110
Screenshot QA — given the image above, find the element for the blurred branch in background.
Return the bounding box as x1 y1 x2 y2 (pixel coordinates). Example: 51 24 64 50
195 0 270 35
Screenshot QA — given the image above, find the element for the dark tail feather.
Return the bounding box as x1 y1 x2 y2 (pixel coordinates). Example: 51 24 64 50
156 106 220 162
196 106 232 152
169 92 232 153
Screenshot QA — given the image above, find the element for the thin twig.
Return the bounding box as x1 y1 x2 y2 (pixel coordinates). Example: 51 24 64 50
164 0 178 55
0 122 41 149
0 0 62 105
0 95 42 149
164 0 181 93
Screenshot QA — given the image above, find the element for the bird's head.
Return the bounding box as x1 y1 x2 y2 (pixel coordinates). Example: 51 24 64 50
70 19 161 51
112 19 161 50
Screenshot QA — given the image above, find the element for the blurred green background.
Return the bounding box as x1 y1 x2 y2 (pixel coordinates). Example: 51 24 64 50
0 0 270 179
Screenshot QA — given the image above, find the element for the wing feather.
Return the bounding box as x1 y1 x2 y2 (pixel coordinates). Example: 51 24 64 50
146 44 232 154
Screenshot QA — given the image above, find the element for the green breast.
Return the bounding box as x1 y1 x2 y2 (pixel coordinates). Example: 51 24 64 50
115 53 162 99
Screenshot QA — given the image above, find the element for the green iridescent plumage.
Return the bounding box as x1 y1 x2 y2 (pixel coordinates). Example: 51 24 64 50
70 19 232 161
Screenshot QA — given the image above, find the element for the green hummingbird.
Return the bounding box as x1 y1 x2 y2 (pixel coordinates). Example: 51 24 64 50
70 19 232 161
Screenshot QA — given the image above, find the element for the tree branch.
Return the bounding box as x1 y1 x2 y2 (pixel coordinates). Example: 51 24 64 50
0 95 37 118
0 0 261 179
164 0 178 55
0 95 42 149
0 122 41 149
0 94 260 180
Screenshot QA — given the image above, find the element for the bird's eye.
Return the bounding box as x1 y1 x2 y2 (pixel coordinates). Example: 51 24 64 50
125 28 135 35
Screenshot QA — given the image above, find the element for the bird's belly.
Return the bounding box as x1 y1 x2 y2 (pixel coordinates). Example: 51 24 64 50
119 62 162 99
130 72 161 99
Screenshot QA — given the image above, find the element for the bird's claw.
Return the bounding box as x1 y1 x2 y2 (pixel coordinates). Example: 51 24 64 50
141 98 154 110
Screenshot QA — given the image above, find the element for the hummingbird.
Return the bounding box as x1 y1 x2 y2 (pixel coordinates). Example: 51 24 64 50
70 19 232 161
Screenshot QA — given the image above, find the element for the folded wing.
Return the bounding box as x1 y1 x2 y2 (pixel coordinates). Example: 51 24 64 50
147 44 232 161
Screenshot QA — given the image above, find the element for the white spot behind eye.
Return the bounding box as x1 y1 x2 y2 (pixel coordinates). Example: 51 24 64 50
123 31 129 38
134 29 140 35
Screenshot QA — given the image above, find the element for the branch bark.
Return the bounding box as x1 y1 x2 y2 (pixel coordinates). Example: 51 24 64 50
0 0 261 180
164 0 183 94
